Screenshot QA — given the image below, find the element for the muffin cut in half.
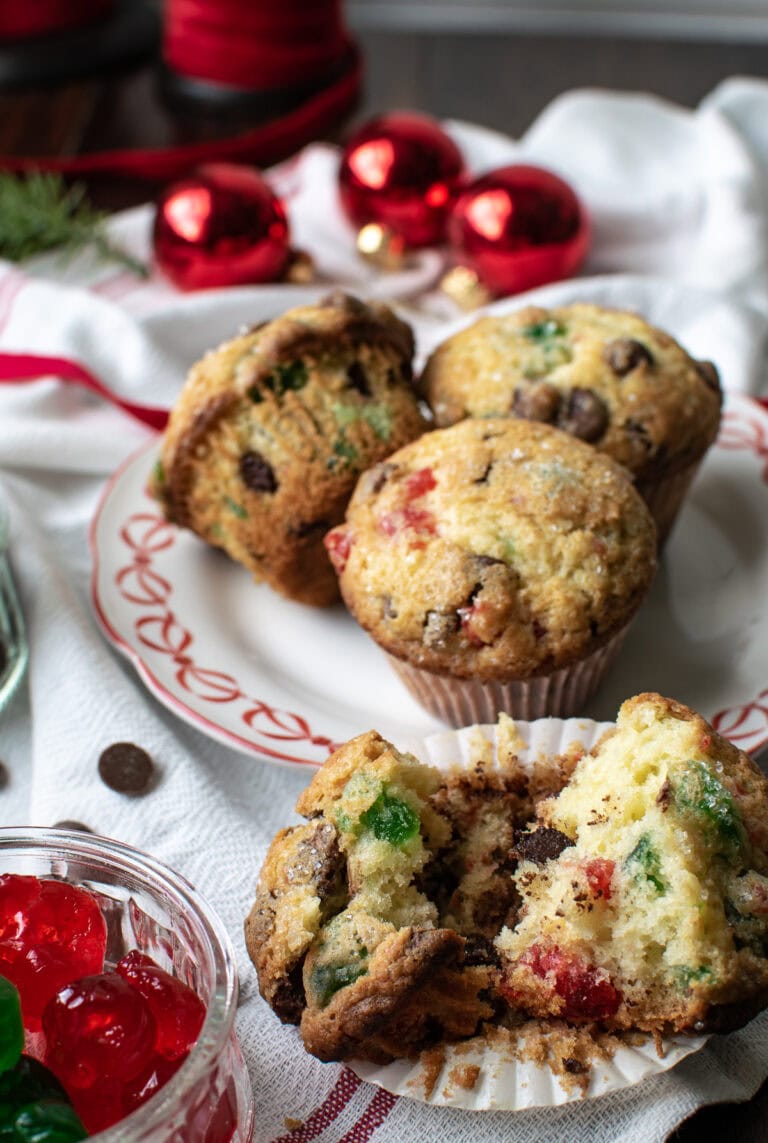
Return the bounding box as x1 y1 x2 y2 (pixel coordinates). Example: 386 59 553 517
419 303 722 543
325 417 657 724
244 723 564 1063
497 694 768 1034
151 292 426 606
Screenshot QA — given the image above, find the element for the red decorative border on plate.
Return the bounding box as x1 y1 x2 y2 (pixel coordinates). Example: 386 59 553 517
94 500 342 767
711 404 768 754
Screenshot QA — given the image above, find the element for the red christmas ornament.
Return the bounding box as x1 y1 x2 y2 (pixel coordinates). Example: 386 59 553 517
338 112 465 248
153 162 290 291
448 164 589 296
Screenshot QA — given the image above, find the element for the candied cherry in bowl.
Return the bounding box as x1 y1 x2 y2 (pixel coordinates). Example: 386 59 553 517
0 828 254 1141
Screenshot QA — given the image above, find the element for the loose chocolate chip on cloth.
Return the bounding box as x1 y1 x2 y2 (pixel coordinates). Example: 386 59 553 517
97 743 155 795
52 820 93 833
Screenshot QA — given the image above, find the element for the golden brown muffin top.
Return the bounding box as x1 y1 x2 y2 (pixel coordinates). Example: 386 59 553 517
419 303 722 481
326 417 657 680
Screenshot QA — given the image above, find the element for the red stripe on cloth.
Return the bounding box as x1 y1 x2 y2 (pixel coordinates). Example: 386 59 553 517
336 1088 399 1143
0 45 362 183
0 352 168 431
270 1069 363 1143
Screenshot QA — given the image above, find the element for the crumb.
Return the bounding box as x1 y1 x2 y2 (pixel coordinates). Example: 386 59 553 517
415 1046 446 1100
496 713 525 761
653 1029 666 1058
447 1064 481 1090
467 726 495 766
283 1118 303 1131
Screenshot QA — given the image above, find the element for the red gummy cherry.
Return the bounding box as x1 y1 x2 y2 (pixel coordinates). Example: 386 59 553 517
43 971 157 1089
117 950 205 1060
0 875 107 1030
583 858 615 901
324 528 352 574
122 1050 187 1117
522 943 621 1022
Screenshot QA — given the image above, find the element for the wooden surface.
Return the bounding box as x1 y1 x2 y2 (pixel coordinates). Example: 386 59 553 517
1 17 767 1142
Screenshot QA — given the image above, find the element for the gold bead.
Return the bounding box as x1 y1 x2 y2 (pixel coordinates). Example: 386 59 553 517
283 249 316 284
439 265 492 311
356 223 407 270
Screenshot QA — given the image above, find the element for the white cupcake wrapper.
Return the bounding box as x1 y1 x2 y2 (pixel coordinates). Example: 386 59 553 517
348 716 708 1111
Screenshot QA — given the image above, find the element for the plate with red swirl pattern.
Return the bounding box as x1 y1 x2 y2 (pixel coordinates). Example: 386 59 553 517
89 391 768 768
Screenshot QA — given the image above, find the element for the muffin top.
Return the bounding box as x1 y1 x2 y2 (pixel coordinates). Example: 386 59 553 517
325 417 657 680
419 303 722 481
151 292 426 605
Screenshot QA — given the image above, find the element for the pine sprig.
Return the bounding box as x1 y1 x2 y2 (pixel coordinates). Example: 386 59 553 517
0 172 147 276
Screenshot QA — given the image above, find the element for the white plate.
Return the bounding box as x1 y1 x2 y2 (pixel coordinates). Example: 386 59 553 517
90 391 768 768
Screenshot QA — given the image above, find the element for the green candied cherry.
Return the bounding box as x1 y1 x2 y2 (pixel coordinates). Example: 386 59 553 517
673 760 747 856
626 834 666 894
522 318 566 343
264 360 308 397
0 977 23 1075
0 1056 87 1142
5 1101 87 1143
671 965 713 991
310 959 368 1008
359 790 420 848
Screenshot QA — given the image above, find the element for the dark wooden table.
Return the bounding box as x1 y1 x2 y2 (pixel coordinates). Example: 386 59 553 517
1 16 767 1141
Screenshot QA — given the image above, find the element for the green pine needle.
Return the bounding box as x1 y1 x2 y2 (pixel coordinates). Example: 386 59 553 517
0 172 147 276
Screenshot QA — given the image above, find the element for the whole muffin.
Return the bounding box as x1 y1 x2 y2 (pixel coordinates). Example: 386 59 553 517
497 693 768 1034
151 292 426 606
324 418 657 724
419 303 722 542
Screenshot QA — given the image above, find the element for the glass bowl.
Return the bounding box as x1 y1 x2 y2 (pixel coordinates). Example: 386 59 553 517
0 827 255 1142
0 498 28 715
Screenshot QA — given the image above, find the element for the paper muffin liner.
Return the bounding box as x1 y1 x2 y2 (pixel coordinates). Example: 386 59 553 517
635 455 706 547
349 716 708 1110
386 625 630 728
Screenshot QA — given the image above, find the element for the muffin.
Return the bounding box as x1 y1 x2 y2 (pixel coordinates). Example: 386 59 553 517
244 721 567 1063
497 694 768 1034
419 303 722 542
151 292 426 606
324 418 657 725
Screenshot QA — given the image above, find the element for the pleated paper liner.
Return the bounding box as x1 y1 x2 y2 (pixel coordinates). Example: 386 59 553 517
348 717 708 1110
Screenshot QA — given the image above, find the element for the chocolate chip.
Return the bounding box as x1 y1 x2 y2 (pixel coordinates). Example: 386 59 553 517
359 461 397 497
623 418 653 451
696 359 721 392
400 360 413 383
346 361 371 397
462 934 501 969
53 820 93 833
240 451 277 493
382 596 399 619
513 826 574 864
423 609 459 648
604 338 654 375
290 519 330 538
98 743 155 795
0 761 8 790
562 1057 587 1075
532 618 548 641
558 388 609 442
474 555 505 571
512 382 561 423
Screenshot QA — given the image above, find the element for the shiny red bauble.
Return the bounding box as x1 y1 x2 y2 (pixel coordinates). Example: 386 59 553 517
338 112 465 247
153 162 290 291
448 164 589 296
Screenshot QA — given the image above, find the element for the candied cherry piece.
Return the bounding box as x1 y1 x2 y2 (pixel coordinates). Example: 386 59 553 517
117 951 206 1060
403 467 437 499
43 971 157 1090
0 876 107 1031
324 529 352 574
359 791 420 848
522 944 621 1022
583 858 615 901
122 1051 187 1117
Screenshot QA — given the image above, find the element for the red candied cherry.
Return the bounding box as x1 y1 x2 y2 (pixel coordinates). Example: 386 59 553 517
117 951 205 1060
583 858 615 901
0 875 107 1030
403 467 437 500
378 505 437 539
122 1050 187 1117
43 971 157 1090
457 601 491 646
324 528 352 574
521 943 621 1022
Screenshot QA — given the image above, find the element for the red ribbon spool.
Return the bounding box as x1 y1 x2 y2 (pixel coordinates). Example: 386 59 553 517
0 0 112 42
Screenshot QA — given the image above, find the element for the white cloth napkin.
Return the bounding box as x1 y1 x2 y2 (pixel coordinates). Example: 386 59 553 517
2 77 768 1143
